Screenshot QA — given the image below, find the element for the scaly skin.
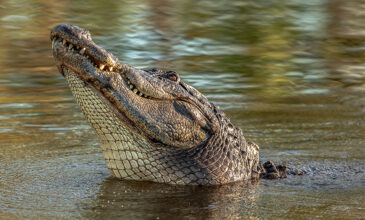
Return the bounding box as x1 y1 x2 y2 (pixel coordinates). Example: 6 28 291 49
51 24 261 185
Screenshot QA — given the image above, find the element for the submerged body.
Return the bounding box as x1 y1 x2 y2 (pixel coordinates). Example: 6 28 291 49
51 24 261 185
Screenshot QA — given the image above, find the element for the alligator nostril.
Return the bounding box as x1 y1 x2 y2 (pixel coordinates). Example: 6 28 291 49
81 30 92 40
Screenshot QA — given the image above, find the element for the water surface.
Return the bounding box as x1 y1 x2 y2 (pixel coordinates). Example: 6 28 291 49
0 0 364 219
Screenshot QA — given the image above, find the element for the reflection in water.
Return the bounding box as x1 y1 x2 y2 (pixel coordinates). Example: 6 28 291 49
86 178 260 219
84 158 365 219
0 0 364 219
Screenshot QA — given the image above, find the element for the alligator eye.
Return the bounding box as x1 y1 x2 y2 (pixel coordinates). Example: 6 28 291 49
168 75 177 81
166 71 179 82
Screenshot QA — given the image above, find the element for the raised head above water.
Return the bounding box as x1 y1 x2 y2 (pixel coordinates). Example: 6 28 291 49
50 24 261 185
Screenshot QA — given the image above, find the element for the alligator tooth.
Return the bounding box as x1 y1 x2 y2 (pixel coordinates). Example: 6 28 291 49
62 39 66 45
129 84 134 89
138 92 143 96
52 39 55 48
80 48 86 55
68 44 73 50
99 64 105 70
109 66 113 72
127 80 131 85
76 46 79 50
133 88 138 93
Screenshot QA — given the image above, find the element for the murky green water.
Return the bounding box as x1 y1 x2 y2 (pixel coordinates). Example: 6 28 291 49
1 0 364 219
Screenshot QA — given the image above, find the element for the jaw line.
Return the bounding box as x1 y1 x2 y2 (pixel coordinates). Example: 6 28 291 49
52 35 174 148
62 65 174 149
52 26 215 149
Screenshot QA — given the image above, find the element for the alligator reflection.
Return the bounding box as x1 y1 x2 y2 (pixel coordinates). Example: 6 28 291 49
86 178 260 219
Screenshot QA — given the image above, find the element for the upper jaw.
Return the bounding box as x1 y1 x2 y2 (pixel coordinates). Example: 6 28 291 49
50 24 187 100
51 35 156 101
50 24 178 99
50 24 117 72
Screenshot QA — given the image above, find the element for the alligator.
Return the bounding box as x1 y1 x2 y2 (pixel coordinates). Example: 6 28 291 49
50 24 295 185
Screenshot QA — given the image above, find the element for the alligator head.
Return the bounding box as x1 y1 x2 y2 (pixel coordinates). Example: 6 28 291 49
50 24 260 185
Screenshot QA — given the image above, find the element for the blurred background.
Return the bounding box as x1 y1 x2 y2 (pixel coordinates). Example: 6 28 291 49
0 0 364 219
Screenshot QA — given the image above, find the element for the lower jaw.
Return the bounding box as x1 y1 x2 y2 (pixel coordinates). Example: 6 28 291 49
61 67 219 185
62 67 166 181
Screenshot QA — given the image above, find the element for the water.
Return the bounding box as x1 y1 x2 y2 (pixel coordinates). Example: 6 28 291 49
1 0 364 219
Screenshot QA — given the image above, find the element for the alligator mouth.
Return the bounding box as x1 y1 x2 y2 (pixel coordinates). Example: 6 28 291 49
51 38 165 148
51 24 214 149
50 29 165 147
50 35 152 99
